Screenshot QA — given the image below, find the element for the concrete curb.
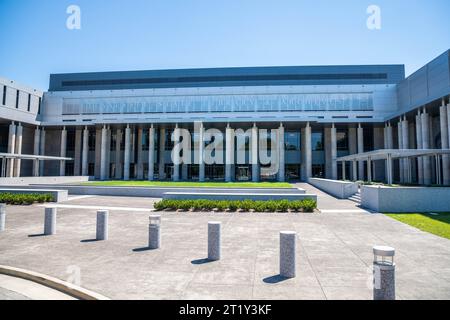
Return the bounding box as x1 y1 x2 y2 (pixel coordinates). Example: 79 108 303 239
0 265 110 300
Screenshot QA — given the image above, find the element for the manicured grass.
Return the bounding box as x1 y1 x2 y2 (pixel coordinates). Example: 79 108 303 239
386 212 450 240
154 199 317 212
82 180 292 188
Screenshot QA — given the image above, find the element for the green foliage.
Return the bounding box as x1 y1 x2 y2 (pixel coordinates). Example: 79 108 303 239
0 193 54 205
153 198 317 213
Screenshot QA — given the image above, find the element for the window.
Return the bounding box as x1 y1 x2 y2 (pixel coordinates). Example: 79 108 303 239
38 97 41 114
2 86 6 105
337 129 348 150
15 90 19 108
27 94 31 112
285 132 300 151
312 164 325 178
312 131 324 151
88 131 96 151
165 129 174 150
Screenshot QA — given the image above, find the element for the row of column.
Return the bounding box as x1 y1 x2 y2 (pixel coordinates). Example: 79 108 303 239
5 122 23 177
71 122 316 182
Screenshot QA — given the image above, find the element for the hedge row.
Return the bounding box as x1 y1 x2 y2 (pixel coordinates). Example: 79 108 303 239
154 199 317 213
0 193 54 205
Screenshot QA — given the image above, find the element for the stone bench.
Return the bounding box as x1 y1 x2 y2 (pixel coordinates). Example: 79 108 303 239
0 188 68 203
163 192 317 202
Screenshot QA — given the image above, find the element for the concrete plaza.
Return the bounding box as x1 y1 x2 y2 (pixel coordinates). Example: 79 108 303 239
0 185 449 300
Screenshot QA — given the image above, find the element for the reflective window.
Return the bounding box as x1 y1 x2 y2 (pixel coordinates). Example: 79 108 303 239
285 132 300 151
337 129 348 150
312 131 324 151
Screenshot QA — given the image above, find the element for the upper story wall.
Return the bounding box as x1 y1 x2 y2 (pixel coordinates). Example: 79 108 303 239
396 50 450 115
49 65 405 92
0 76 43 125
41 83 398 125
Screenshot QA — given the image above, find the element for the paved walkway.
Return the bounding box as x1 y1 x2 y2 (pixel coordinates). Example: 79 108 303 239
0 274 75 300
1 190 449 300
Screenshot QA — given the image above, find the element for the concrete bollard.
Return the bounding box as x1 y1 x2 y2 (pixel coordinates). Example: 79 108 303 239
44 207 57 235
96 210 109 241
208 221 221 261
0 204 6 232
280 231 296 278
148 215 161 249
373 245 395 300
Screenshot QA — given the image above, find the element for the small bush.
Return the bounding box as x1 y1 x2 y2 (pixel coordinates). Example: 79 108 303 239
0 193 54 205
153 198 317 213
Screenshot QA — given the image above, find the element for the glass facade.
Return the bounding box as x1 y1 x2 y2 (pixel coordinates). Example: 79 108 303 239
62 92 374 115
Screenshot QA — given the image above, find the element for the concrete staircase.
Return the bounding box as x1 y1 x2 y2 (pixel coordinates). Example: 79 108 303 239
348 190 361 204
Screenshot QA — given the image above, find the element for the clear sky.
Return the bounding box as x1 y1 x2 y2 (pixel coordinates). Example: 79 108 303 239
0 0 449 91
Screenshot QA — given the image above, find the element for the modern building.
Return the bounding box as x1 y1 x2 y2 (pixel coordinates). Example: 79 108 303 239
1 49 449 184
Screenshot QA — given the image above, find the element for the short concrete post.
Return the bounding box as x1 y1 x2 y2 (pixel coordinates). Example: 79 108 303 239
208 222 221 261
373 245 396 300
96 210 109 241
0 204 6 232
280 231 296 278
148 215 161 249
44 208 57 235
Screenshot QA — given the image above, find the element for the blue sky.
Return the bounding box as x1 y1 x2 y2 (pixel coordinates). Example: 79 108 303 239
0 0 449 91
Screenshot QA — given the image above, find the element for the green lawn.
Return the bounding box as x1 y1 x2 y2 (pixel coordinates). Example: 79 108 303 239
386 212 450 240
82 180 292 188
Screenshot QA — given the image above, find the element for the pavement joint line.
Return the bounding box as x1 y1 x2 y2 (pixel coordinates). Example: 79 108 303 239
38 204 155 212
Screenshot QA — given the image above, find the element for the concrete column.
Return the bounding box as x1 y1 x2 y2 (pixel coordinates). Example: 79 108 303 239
96 210 109 241
199 123 205 182
33 127 41 177
13 123 23 177
421 110 432 185
105 127 111 180
397 120 404 183
39 129 46 176
225 124 233 182
357 123 364 180
278 123 285 182
352 160 357 182
402 117 410 183
74 128 82 176
280 231 296 278
59 127 67 176
415 113 423 184
384 123 393 182
44 208 57 235
251 123 259 182
386 154 393 185
6 122 16 177
342 161 346 180
331 123 337 180
115 128 122 179
158 127 166 180
137 127 144 180
440 103 450 185
305 122 312 179
148 125 155 181
182 164 188 180
100 125 107 180
172 125 180 182
348 126 357 180
82 127 89 176
124 125 131 181
367 157 372 182
208 221 221 261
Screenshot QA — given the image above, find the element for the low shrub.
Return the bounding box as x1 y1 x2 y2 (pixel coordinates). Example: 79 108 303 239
153 198 317 213
0 193 54 205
